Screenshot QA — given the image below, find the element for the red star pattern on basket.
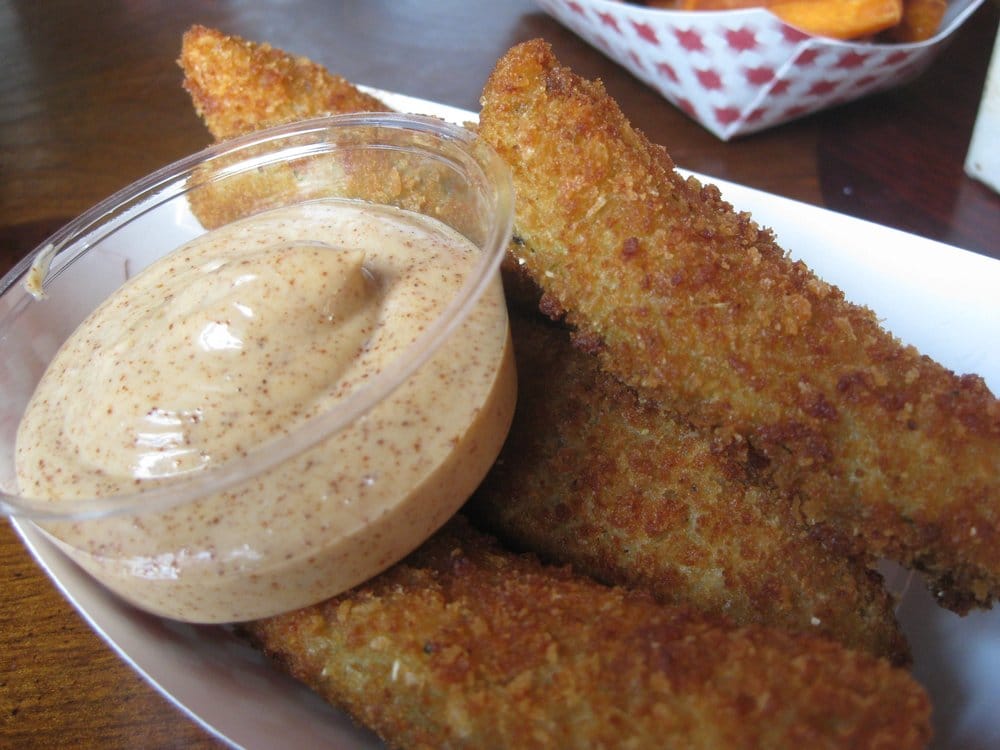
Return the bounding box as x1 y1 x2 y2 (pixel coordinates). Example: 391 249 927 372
534 0 983 140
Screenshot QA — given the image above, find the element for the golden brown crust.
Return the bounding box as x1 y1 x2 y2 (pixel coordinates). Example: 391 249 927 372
178 25 488 240
477 39 1000 611
179 25 391 142
469 313 910 664
246 516 930 750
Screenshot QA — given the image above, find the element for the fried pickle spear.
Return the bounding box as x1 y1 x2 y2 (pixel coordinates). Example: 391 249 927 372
247 516 930 750
180 24 391 141
469 313 909 664
180 25 394 230
477 39 1000 612
179 25 489 240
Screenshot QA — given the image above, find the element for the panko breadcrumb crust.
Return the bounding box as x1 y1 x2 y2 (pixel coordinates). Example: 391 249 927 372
470 313 910 664
246 517 931 750
477 39 1000 612
180 24 391 142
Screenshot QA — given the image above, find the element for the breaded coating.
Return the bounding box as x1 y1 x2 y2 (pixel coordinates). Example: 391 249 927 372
179 25 394 230
178 25 489 241
246 516 930 750
468 313 909 664
179 24 390 142
477 39 1000 612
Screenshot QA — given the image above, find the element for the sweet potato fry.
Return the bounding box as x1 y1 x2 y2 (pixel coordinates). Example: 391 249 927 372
652 0 904 40
883 0 948 41
650 0 759 8
767 0 903 39
672 0 770 9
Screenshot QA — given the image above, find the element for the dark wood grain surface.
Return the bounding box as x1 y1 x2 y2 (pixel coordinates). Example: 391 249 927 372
2 1 998 747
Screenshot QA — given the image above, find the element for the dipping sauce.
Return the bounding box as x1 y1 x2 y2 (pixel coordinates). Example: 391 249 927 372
15 199 516 622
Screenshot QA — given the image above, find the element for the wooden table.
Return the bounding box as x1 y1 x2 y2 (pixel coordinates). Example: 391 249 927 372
1 1 997 747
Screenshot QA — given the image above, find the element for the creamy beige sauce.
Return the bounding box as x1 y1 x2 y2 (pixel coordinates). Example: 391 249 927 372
16 199 515 623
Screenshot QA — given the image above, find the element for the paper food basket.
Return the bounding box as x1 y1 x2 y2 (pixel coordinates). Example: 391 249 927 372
537 0 986 139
